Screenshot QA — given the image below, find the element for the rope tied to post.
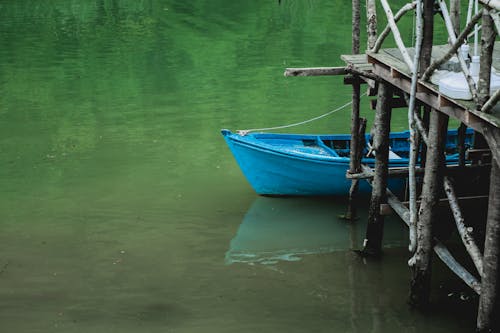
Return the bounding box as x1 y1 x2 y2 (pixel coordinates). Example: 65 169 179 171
237 92 367 136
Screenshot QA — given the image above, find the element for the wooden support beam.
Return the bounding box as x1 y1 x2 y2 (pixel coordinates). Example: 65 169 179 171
352 0 361 54
458 123 468 167
444 176 484 277
384 190 482 294
422 11 483 81
343 52 364 221
434 243 482 294
410 108 449 308
283 67 347 77
366 0 378 50
414 110 429 143
478 8 496 108
343 0 364 222
344 75 365 85
481 88 500 114
408 0 424 253
369 96 407 109
380 0 414 70
347 163 491 180
380 195 489 215
345 65 379 81
363 82 392 256
477 161 500 331
482 125 500 169
420 0 434 71
480 0 500 11
491 10 500 35
372 2 417 53
450 0 461 36
343 118 367 220
467 148 492 163
438 0 478 102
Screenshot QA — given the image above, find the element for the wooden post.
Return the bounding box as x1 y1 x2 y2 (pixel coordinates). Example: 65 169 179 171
409 109 449 308
418 0 434 167
344 0 362 221
408 0 423 253
345 117 367 220
477 160 500 332
450 0 461 36
409 0 446 294
363 82 392 256
352 0 361 54
420 0 435 70
345 75 360 220
366 0 378 50
478 8 496 108
458 123 467 167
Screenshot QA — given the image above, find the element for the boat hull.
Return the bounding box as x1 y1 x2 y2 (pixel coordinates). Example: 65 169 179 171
221 130 407 196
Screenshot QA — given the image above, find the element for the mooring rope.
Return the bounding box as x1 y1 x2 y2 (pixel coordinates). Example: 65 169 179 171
237 92 367 135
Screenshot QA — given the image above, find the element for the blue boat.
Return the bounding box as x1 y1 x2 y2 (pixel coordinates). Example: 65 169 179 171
221 129 472 196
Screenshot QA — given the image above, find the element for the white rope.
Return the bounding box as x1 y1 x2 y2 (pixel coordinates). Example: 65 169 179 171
237 92 367 135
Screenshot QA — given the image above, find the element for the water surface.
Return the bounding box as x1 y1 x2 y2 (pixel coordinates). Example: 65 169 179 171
0 1 476 332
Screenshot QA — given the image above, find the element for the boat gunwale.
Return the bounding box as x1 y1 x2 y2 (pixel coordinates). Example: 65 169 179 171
222 130 414 165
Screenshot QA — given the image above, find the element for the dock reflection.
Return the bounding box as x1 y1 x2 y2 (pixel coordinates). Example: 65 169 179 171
226 196 407 265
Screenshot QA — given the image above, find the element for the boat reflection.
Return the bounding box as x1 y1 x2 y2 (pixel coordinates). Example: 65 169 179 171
225 196 407 265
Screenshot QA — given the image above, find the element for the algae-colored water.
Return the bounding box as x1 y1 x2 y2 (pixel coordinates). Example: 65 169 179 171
0 1 476 332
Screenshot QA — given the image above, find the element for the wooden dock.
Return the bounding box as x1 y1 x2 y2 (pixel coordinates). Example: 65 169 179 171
367 44 500 130
285 0 500 330
341 43 500 158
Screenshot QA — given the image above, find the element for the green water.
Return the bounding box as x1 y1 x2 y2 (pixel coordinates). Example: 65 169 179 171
0 1 475 332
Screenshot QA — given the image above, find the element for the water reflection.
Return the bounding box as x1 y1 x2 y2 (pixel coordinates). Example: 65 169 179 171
226 196 408 265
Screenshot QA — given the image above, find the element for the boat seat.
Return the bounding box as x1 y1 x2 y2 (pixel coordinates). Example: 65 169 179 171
366 142 402 159
315 137 339 157
389 149 402 159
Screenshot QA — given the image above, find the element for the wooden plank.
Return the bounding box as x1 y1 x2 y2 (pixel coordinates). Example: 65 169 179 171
467 149 492 162
370 42 500 127
347 163 491 180
368 52 500 132
283 67 347 77
341 54 368 63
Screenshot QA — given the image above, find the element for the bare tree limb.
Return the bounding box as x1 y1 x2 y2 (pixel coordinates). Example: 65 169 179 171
437 0 478 102
422 11 483 81
444 176 484 277
366 0 378 49
380 0 414 70
480 0 500 11
481 88 500 113
372 2 417 53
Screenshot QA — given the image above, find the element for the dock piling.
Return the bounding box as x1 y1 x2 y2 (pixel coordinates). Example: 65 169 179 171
363 82 392 256
477 160 500 331
410 110 449 308
343 0 363 221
